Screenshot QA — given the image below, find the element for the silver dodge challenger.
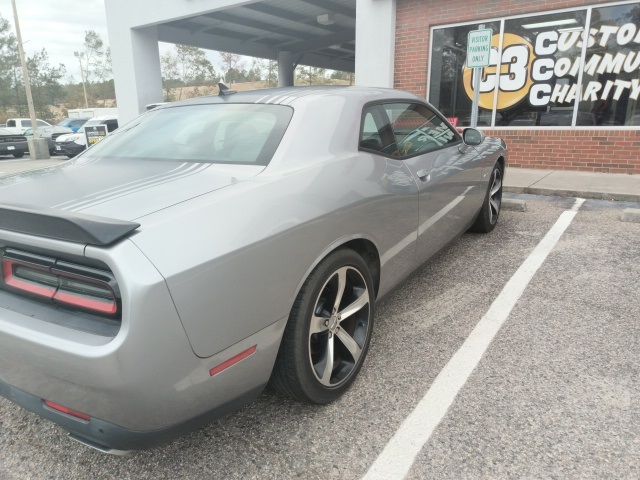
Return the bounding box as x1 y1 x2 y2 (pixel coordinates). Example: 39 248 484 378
0 86 507 453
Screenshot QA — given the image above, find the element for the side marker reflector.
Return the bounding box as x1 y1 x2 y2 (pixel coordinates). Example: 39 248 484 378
44 400 91 422
209 345 257 377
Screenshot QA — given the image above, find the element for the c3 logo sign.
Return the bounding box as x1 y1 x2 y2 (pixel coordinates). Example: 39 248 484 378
463 33 536 110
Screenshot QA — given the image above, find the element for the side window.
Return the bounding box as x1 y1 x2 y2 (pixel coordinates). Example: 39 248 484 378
22 120 31 128
360 112 383 152
36 120 48 127
6 120 15 127
359 106 395 154
385 103 460 158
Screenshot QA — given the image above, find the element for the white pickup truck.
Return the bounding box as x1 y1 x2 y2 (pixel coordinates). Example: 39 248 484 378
5 118 52 134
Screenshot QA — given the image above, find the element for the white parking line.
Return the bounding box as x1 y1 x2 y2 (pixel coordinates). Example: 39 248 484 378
363 198 586 480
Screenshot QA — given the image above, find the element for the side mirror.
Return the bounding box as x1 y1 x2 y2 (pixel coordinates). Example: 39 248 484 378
462 128 484 146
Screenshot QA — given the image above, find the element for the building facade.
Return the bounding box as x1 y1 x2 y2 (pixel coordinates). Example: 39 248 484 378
395 0 640 173
106 0 639 173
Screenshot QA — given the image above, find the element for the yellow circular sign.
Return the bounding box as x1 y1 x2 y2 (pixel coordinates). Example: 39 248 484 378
463 33 536 111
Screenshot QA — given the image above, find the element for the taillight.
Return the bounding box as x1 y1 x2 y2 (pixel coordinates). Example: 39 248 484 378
0 249 120 318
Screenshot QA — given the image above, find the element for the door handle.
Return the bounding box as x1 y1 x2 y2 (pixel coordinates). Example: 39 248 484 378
416 169 430 182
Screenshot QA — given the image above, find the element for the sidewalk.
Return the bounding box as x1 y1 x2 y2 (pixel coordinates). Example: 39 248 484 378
505 167 640 203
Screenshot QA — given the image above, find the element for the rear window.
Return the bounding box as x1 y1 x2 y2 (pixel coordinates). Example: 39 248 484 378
86 104 293 165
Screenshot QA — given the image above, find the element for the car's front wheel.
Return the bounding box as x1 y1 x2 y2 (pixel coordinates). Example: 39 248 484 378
470 162 503 233
12 152 24 158
271 248 375 404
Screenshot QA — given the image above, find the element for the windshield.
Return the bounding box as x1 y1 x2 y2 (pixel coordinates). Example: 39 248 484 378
85 104 293 165
59 118 88 128
84 119 108 127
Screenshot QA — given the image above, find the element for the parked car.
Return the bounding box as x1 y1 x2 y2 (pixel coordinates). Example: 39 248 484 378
57 117 90 133
0 87 507 454
5 118 52 134
0 127 28 158
23 126 73 155
54 115 119 157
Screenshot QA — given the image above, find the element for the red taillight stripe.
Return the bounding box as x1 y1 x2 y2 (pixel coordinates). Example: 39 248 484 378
209 345 257 377
53 290 118 315
44 400 91 422
1 257 119 317
2 261 56 298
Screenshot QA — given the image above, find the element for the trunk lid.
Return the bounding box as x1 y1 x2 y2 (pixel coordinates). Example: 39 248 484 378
0 157 263 222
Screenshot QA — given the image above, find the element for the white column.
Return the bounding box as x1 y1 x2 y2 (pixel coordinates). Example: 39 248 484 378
355 0 396 88
277 51 296 87
107 21 163 123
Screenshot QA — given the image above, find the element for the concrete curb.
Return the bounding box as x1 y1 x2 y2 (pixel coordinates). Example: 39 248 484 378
621 208 640 223
502 198 527 212
504 186 640 203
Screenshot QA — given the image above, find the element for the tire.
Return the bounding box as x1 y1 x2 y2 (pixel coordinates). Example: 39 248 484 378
12 152 24 158
271 248 375 404
469 162 504 233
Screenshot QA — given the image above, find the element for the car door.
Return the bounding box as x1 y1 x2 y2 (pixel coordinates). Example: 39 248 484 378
358 104 420 289
379 102 484 263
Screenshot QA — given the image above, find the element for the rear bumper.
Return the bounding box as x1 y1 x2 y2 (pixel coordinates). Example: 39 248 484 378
0 236 285 450
0 142 28 155
0 378 264 452
55 141 85 156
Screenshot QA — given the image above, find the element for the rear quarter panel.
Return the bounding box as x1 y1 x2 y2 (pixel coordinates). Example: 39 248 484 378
131 154 419 358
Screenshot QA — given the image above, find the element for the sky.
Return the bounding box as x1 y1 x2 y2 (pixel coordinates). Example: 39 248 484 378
0 0 228 83
0 0 110 81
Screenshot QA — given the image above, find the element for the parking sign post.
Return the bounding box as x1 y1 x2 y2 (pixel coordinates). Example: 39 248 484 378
467 24 492 128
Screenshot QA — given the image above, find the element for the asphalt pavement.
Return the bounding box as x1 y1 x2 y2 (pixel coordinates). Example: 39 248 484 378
0 193 638 479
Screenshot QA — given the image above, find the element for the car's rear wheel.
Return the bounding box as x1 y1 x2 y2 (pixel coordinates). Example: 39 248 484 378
12 152 24 158
469 162 503 233
271 248 374 404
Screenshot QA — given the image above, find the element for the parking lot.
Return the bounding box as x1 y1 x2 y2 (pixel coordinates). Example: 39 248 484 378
0 193 638 479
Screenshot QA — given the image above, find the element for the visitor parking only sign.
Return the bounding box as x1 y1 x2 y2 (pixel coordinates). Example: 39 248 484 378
467 28 492 68
84 125 108 147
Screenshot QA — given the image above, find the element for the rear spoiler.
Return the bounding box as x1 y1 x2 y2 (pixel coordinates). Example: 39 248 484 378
0 204 140 246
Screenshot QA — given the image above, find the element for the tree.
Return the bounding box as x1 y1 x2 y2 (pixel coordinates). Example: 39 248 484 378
78 30 109 84
245 59 264 82
0 15 18 111
220 52 242 73
26 49 66 117
296 65 327 86
0 15 66 120
160 45 218 100
74 30 112 104
220 51 249 83
265 59 278 87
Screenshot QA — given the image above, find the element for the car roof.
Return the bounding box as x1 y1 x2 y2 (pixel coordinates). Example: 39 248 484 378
167 86 422 108
9 117 48 121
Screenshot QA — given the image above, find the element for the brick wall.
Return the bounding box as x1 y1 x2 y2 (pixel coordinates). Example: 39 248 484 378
394 0 640 174
485 129 640 174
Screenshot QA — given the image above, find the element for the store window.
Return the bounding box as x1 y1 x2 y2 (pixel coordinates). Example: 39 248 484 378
495 11 587 126
428 1 640 128
576 3 640 126
429 21 500 127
